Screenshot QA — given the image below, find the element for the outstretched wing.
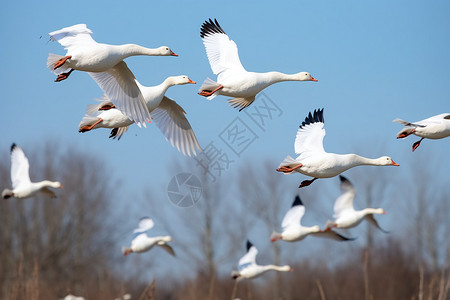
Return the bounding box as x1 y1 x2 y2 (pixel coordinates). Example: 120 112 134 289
294 109 326 158
158 243 176 256
312 230 356 241
392 118 426 128
10 144 31 189
238 240 258 270
333 175 356 218
281 196 305 231
151 96 202 157
49 24 96 49
88 61 150 128
133 217 154 234
109 127 130 140
200 19 246 77
365 215 389 233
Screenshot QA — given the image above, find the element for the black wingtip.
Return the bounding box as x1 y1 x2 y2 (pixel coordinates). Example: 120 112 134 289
200 18 226 38
10 143 17 152
336 232 357 241
339 175 352 185
292 195 303 207
339 175 348 182
299 108 324 129
246 240 253 252
109 128 118 139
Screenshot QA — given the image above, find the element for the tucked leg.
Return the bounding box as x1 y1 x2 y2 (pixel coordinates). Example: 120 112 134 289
198 85 224 97
55 69 74 82
299 177 318 188
99 104 115 111
276 163 303 173
54 55 72 70
412 138 424 152
79 118 103 133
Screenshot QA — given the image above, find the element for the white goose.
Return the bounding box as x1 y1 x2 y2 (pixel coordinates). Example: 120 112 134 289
78 73 201 156
325 176 388 232
231 240 292 280
2 144 63 199
276 109 399 188
198 19 317 111
393 113 450 152
271 195 354 242
122 217 175 256
47 24 177 127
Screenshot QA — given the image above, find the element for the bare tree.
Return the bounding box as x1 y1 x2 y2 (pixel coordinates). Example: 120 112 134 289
140 157 249 299
0 142 120 299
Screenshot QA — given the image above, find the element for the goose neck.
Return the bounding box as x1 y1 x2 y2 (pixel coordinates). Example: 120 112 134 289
118 44 161 58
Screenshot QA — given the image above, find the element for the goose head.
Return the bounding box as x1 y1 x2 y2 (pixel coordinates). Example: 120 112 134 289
48 181 64 189
157 46 178 56
169 75 196 86
376 156 399 166
296 72 318 82
159 235 173 243
373 208 386 215
310 225 321 233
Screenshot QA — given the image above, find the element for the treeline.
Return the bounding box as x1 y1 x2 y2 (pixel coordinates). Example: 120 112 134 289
0 145 448 299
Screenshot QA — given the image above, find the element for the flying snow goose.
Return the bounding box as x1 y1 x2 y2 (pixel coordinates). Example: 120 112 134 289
276 109 399 188
2 144 63 199
325 176 388 232
198 19 317 111
270 195 354 242
78 74 201 156
122 217 175 256
393 113 450 151
231 240 292 280
47 24 177 127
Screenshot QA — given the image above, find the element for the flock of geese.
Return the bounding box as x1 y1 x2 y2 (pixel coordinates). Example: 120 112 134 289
2 18 450 287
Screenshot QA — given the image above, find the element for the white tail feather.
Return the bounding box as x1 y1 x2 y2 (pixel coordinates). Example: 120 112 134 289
47 53 70 74
78 114 100 129
270 231 282 242
278 156 299 175
199 77 220 100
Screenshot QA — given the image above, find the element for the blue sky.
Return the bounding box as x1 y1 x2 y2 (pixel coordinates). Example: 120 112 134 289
1 0 449 280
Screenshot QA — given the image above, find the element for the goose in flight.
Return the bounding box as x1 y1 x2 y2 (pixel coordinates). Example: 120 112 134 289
276 109 399 188
78 74 201 156
231 240 292 280
2 144 63 199
47 24 177 127
198 19 317 111
393 113 450 151
122 217 175 256
325 176 388 233
271 195 355 242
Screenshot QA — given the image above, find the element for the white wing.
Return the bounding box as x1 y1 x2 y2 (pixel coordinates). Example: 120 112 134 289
10 144 31 189
151 97 201 157
133 217 154 234
200 19 246 77
281 196 305 231
110 126 130 140
88 61 150 127
238 241 258 269
393 113 450 127
294 109 325 158
49 24 96 49
333 176 356 218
